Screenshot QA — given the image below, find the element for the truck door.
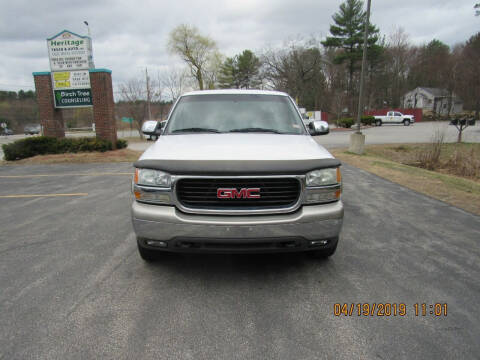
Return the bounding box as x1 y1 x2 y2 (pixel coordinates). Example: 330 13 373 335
394 112 403 123
386 111 395 123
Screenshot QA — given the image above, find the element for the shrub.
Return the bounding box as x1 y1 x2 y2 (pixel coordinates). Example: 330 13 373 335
2 136 114 161
361 115 375 125
337 117 354 128
447 147 480 178
116 139 128 149
416 130 445 170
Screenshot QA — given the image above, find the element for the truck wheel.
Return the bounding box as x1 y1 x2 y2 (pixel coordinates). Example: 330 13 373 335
309 238 338 259
151 134 159 141
137 237 160 262
375 119 382 126
403 119 410 126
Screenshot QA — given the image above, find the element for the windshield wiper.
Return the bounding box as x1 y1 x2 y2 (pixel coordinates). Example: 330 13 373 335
171 127 221 133
228 127 282 134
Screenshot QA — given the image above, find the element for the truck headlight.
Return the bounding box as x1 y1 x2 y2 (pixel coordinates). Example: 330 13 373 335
134 168 171 187
133 168 172 204
306 168 340 187
304 168 342 204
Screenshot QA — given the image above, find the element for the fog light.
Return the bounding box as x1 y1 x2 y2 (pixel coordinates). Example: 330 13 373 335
146 240 168 248
310 240 329 246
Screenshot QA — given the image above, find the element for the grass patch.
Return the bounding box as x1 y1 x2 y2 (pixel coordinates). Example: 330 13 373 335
361 143 480 179
1 149 142 165
332 146 480 215
371 160 480 195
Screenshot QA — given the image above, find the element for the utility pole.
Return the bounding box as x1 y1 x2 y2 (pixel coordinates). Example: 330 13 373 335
349 0 371 154
83 21 95 68
84 20 91 37
146 67 152 119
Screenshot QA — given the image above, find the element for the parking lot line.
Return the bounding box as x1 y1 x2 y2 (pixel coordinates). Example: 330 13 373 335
0 172 132 179
0 193 88 198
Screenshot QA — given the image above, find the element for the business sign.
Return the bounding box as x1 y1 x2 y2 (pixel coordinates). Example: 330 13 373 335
51 70 90 90
47 30 92 71
306 111 322 120
54 89 92 108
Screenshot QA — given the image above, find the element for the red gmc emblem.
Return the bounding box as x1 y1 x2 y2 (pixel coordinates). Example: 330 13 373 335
217 188 261 199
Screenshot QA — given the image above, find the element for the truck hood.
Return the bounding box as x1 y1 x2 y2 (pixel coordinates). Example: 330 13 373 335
135 134 339 175
139 134 333 161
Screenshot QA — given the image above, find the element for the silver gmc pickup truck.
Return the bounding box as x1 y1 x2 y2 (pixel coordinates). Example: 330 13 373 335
132 90 343 261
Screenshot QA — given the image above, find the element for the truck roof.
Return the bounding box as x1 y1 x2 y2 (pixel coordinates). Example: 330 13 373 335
181 89 289 97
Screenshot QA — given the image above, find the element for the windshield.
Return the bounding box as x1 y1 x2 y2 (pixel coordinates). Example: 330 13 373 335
165 94 306 135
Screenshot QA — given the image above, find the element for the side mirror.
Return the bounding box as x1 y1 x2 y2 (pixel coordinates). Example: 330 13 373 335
309 121 329 136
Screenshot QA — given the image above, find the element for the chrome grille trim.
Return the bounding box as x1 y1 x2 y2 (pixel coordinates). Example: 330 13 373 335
171 175 305 215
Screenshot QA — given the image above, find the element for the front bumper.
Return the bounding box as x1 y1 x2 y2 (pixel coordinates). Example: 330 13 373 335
132 201 343 253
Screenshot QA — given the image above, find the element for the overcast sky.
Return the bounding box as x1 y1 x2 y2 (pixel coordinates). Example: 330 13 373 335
0 0 477 94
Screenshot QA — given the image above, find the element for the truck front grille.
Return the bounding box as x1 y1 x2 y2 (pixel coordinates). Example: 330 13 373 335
176 177 300 210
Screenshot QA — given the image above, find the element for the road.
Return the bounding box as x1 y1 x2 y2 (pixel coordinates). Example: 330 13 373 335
317 121 480 148
0 162 479 359
1 122 480 158
129 122 480 152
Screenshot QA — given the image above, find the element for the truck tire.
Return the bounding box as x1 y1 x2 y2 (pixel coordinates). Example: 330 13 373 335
375 119 382 126
403 119 410 126
309 237 338 259
151 134 159 141
137 237 161 262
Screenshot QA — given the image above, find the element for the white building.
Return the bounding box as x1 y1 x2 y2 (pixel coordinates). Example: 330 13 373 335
403 87 463 115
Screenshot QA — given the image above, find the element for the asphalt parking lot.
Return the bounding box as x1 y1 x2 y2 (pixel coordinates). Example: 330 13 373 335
1 162 479 359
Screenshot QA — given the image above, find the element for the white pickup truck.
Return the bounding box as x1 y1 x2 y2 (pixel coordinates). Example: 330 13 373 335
131 90 343 261
374 111 415 126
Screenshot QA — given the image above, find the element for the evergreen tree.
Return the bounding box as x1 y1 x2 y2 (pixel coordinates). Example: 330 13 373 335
322 0 380 112
236 50 261 89
218 50 261 89
218 57 239 88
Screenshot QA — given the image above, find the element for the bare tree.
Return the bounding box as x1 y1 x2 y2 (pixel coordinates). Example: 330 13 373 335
119 74 162 138
457 32 480 119
168 24 217 90
203 51 225 89
386 27 411 107
119 79 146 137
262 38 326 109
159 66 191 101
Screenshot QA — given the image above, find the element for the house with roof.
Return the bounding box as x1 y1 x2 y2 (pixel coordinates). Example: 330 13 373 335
402 87 463 115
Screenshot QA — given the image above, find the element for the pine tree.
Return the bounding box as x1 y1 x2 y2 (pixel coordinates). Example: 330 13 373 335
218 50 261 89
322 0 380 112
236 50 261 89
218 58 239 88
